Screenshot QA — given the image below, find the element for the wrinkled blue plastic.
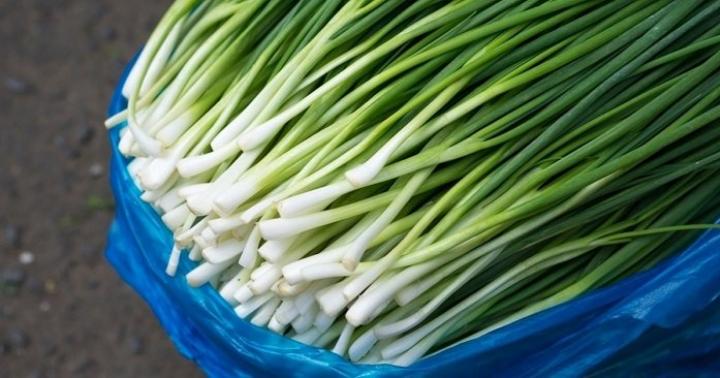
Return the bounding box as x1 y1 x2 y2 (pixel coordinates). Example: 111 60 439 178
106 55 720 377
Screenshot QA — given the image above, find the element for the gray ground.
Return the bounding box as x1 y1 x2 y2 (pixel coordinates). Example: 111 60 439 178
1 1 202 377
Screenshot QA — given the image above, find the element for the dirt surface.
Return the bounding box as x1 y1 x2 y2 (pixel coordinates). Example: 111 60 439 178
1 1 202 377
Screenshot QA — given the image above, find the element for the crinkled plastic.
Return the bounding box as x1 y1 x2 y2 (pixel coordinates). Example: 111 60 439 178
106 55 720 377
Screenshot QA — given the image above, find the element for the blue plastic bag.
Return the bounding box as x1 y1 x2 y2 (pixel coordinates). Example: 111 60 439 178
106 55 720 377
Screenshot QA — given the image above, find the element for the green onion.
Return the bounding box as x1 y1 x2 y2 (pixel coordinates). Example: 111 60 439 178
108 0 720 366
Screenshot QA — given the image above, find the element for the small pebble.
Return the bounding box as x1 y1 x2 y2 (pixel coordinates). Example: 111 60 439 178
39 300 51 312
19 251 34 265
99 26 117 41
67 148 82 159
27 278 44 295
76 126 95 145
0 267 26 288
42 342 58 357
5 328 30 349
4 77 32 94
3 224 22 248
128 336 144 355
88 163 104 178
44 279 56 293
67 301 78 314
113 325 126 343
71 356 97 374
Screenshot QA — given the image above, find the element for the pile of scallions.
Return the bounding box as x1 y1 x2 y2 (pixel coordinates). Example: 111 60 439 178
106 0 720 366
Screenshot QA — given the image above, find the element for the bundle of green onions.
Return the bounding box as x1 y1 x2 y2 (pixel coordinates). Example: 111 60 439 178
106 0 720 366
